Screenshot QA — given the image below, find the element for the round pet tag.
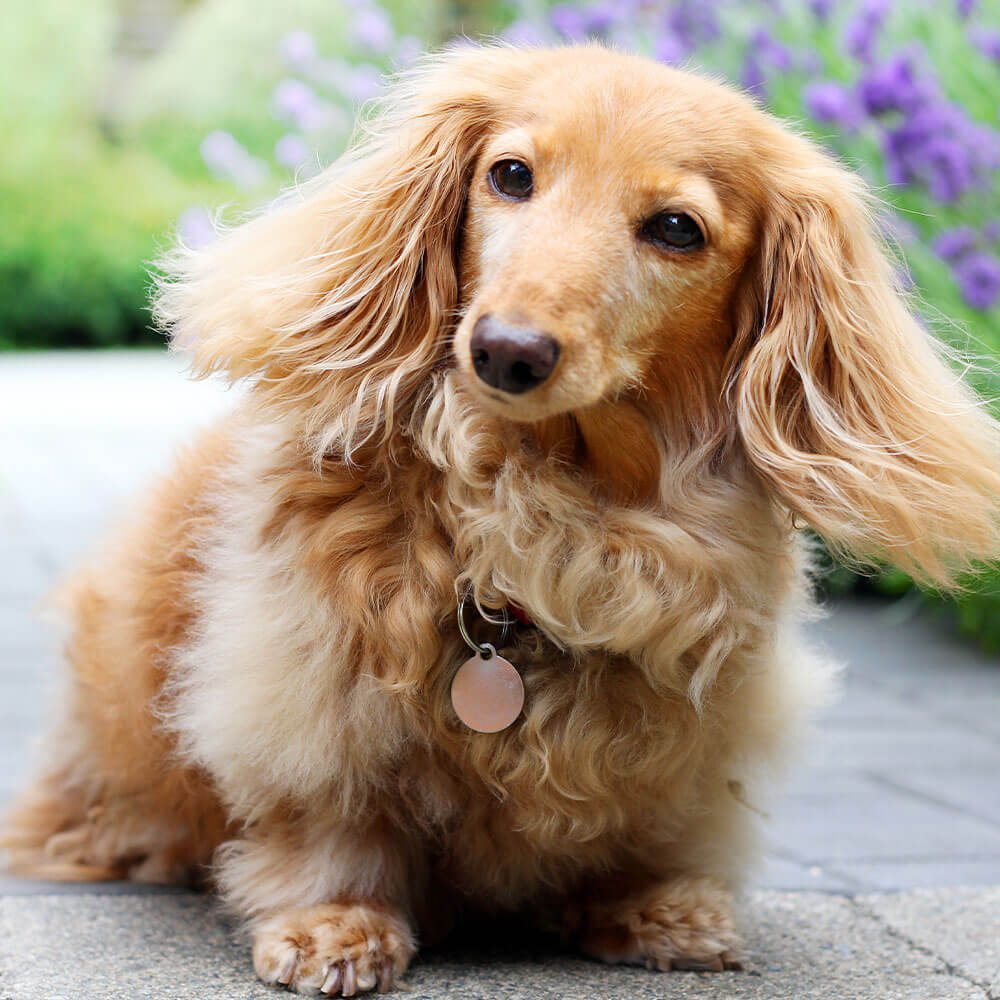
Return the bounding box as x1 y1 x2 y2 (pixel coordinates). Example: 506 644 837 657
450 644 524 733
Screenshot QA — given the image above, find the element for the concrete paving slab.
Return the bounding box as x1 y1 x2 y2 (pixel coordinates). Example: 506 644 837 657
0 891 992 1000
821 678 941 728
867 767 1000 827
768 780 1000 864
754 853 860 892
841 860 1000 891
862 887 1000 998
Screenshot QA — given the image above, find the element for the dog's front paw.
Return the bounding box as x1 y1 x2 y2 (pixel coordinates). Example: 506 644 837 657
252 900 415 995
577 875 743 973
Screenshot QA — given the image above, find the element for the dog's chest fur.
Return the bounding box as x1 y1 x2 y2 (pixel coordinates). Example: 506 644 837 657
171 406 791 894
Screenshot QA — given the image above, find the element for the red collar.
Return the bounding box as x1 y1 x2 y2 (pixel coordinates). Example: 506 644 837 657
507 601 534 627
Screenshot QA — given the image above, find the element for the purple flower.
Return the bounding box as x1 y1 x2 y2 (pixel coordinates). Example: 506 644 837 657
279 30 317 70
923 136 975 202
971 30 1000 63
749 28 793 72
984 220 1000 243
200 131 267 189
177 206 216 250
955 252 1000 310
653 31 686 65
583 2 619 34
504 19 548 46
550 4 588 39
808 0 835 20
858 54 932 115
957 0 977 18
344 64 384 104
908 100 994 199
273 78 319 123
351 7 394 54
741 27 794 96
844 0 891 64
805 80 864 130
668 2 721 48
800 51 824 75
932 227 978 261
742 54 767 95
274 133 311 170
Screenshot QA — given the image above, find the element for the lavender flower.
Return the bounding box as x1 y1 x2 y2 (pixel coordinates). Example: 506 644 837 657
805 80 863 130
955 252 1000 310
741 28 793 97
345 64 385 104
582 2 619 34
885 100 999 202
741 54 767 95
504 19 549 46
351 6 394 54
971 30 1000 63
550 4 588 39
858 53 932 115
177 206 217 250
273 79 321 125
668 1 722 48
279 30 318 70
957 0 977 18
200 131 267 189
932 227 978 261
844 0 891 64
274 133 311 170
653 31 686 65
750 28 794 71
807 0 835 20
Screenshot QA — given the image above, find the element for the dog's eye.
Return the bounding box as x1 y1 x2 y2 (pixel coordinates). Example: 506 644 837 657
641 212 705 251
488 159 533 201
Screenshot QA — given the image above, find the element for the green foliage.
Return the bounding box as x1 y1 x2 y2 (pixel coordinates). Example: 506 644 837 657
0 0 220 347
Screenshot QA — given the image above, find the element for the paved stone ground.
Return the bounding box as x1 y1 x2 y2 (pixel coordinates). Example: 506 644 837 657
1 351 998 999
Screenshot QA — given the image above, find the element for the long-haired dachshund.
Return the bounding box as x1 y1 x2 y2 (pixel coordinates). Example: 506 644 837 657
4 45 999 995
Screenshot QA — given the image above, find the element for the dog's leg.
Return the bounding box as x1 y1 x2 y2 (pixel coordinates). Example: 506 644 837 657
571 874 743 972
217 817 423 995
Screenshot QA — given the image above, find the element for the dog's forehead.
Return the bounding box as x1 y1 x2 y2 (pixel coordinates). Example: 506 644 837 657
502 52 765 180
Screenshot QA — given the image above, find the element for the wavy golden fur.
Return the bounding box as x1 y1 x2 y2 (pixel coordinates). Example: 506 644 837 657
4 44 999 994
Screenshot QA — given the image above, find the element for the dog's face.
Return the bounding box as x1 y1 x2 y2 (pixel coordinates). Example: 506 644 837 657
453 64 759 423
160 45 1000 587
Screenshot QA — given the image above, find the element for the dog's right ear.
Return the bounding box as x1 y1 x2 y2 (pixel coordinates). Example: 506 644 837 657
155 46 520 462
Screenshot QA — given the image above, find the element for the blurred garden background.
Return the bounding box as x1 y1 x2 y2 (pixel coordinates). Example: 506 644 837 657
3 0 999 651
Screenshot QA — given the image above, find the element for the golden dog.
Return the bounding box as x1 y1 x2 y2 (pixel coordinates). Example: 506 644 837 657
4 45 999 995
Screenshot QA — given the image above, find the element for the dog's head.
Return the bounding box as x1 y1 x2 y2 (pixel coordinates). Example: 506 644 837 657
158 45 999 585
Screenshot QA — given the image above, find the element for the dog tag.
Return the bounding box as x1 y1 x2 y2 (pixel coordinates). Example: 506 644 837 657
451 645 524 733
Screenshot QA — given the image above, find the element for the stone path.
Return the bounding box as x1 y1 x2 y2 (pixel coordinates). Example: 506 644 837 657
1 351 998 998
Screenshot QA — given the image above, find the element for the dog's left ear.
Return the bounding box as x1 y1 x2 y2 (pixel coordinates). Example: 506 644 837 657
731 138 1000 587
156 47 517 462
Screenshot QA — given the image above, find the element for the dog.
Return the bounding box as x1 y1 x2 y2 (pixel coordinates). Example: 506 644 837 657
4 44 999 996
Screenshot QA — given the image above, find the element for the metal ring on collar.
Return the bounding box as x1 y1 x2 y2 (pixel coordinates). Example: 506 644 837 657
457 591 512 660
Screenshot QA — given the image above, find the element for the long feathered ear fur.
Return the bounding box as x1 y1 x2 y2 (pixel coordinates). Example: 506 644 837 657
155 47 517 463
731 134 1000 588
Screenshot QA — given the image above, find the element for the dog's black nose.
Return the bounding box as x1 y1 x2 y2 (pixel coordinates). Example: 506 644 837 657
469 316 560 394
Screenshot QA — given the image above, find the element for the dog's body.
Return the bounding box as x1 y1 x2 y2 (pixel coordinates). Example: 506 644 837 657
5 46 999 995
